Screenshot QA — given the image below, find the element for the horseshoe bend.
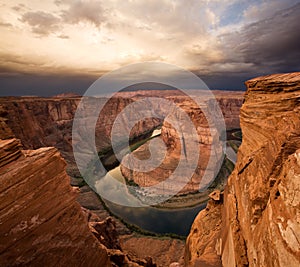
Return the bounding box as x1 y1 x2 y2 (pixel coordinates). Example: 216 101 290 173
0 73 300 266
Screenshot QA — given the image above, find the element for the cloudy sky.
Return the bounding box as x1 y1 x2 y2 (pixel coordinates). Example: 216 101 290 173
0 0 299 96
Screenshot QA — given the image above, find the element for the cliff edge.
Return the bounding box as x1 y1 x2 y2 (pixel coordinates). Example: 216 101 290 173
0 138 111 266
185 73 300 267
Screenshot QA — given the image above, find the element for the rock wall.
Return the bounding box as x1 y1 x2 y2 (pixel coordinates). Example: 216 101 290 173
185 73 300 267
0 138 111 266
0 97 79 151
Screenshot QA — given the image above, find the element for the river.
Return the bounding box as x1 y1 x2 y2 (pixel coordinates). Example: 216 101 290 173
95 129 206 236
94 129 238 236
96 165 206 236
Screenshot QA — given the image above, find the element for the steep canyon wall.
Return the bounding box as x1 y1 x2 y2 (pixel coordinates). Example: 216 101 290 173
185 73 300 267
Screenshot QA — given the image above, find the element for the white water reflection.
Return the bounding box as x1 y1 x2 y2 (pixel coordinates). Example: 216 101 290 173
152 128 161 137
95 166 143 207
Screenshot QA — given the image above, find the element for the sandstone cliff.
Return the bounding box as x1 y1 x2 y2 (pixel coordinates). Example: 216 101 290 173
185 73 300 267
0 138 111 266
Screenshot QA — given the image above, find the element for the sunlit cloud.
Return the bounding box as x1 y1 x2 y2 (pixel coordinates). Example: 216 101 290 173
21 11 61 36
0 0 299 95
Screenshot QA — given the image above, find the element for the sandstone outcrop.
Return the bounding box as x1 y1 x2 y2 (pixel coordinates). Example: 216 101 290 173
84 211 157 267
0 138 111 266
120 92 243 197
120 235 185 267
185 72 300 267
185 197 222 267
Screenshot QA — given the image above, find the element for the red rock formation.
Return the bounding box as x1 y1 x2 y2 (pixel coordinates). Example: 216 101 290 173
0 138 111 266
0 97 80 160
120 235 185 267
121 92 243 196
185 192 223 267
85 213 157 267
185 73 300 267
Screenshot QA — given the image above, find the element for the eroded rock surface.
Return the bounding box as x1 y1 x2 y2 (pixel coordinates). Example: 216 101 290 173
0 133 158 266
0 138 111 267
185 199 222 267
185 73 300 267
120 235 185 267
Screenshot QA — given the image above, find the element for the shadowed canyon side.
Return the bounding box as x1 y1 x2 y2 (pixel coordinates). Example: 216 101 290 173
0 96 162 176
185 73 300 267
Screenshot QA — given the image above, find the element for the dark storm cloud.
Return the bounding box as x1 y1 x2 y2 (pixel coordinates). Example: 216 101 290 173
21 11 61 36
0 52 48 75
0 73 95 96
1 0 299 96
0 70 248 97
223 2 300 73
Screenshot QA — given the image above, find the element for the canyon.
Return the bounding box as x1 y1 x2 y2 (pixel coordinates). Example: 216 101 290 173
0 95 161 177
0 89 242 266
1 73 299 267
185 73 300 267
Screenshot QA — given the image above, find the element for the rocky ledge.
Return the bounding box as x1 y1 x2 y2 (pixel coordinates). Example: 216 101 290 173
185 73 300 267
0 138 111 266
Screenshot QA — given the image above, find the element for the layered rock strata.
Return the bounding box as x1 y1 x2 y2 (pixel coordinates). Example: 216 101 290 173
0 138 111 266
0 96 162 176
0 91 242 166
185 73 300 267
